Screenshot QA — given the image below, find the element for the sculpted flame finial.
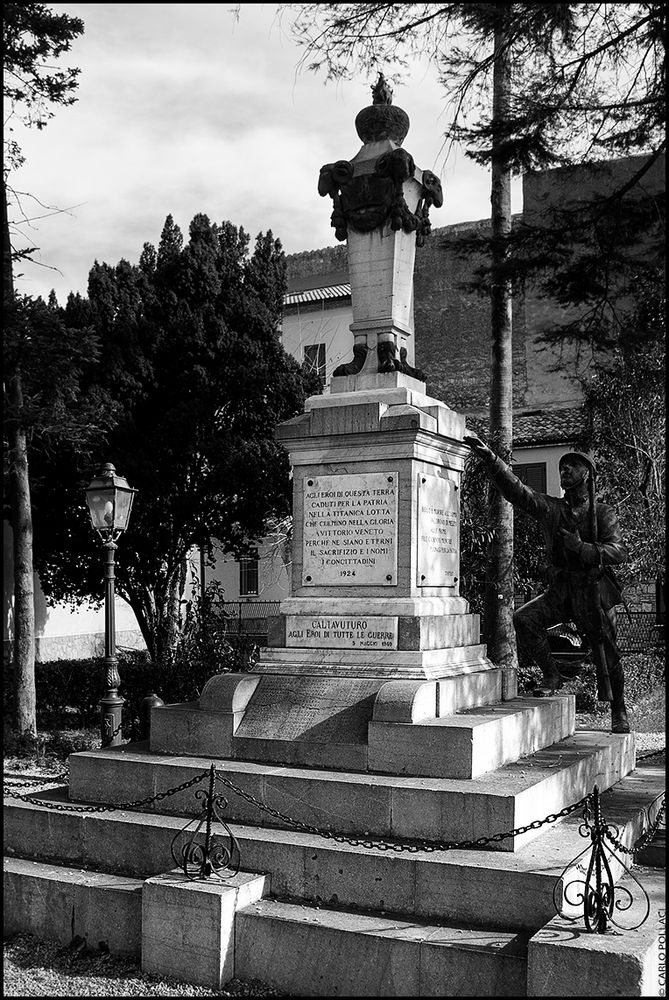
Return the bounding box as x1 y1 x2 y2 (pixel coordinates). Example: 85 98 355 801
371 73 393 106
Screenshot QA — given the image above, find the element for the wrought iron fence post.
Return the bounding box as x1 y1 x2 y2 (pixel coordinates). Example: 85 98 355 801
202 763 216 877
170 763 241 881
555 783 651 934
587 785 613 932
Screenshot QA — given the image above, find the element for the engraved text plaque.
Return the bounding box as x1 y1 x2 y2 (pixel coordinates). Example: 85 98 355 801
417 473 459 586
302 472 398 586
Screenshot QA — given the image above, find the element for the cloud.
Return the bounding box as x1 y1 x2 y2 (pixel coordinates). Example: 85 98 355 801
9 3 508 303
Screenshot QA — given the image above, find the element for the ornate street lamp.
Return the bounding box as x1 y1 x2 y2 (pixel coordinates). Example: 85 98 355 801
85 463 137 748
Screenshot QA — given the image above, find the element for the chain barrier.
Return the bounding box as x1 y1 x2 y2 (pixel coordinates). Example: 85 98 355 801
213 769 592 852
3 770 69 789
3 770 207 813
101 718 124 749
604 795 666 858
555 785 654 933
3 739 665 933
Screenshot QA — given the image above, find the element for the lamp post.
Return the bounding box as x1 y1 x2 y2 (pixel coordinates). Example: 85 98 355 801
85 463 137 748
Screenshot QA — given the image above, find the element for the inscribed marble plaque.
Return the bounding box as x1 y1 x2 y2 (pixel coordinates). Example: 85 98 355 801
235 676 383 741
286 615 398 649
302 472 398 586
417 473 459 586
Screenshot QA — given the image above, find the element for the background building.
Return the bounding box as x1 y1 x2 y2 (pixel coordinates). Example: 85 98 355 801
4 154 664 658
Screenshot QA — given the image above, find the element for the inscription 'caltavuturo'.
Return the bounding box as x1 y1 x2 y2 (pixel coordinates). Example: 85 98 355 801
302 473 398 586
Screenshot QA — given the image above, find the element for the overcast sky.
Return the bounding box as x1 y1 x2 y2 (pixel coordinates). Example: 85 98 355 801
8 3 522 304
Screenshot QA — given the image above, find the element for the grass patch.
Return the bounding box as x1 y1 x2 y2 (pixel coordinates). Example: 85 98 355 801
4 933 285 997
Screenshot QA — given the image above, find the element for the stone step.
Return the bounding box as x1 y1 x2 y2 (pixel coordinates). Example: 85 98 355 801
142 868 269 988
634 819 665 868
527 867 665 997
150 669 505 771
254 644 491 679
4 760 662 932
66 731 635 851
234 897 529 997
3 856 143 957
368 696 574 778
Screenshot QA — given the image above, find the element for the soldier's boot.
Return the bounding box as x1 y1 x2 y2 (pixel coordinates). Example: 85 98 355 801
514 618 564 697
533 667 564 697
532 650 564 697
609 661 630 734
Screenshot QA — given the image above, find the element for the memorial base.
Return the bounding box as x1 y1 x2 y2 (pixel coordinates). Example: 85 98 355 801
151 373 574 778
149 382 582 776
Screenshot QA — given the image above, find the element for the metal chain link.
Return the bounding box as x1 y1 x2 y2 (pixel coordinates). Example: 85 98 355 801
213 769 592 852
101 718 124 748
3 772 69 789
604 796 666 857
3 769 208 813
3 748 662 858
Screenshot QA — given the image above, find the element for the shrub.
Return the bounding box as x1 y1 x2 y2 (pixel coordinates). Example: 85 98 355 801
518 649 665 713
3 724 39 760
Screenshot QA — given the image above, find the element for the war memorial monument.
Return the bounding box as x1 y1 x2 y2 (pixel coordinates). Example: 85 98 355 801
4 77 664 997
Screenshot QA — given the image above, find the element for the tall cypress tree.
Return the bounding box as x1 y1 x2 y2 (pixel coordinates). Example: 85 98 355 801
32 215 316 667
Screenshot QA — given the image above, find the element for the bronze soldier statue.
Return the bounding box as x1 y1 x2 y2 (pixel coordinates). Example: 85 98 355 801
463 435 630 734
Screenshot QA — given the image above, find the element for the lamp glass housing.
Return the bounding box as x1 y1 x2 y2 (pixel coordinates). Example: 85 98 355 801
85 464 136 533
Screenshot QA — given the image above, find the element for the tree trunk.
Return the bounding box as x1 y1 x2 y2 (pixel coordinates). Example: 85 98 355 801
8 386 37 734
4 178 37 734
484 9 518 691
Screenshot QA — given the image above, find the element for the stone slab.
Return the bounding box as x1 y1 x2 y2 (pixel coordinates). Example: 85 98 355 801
527 869 665 997
278 596 470 616
254 643 491 679
398 614 480 650
312 381 430 405
233 735 369 772
416 472 459 586
3 857 142 957
371 670 502 724
234 675 384 743
149 703 239 757
234 898 526 997
5 762 662 933
66 732 635 851
142 868 268 989
368 695 575 778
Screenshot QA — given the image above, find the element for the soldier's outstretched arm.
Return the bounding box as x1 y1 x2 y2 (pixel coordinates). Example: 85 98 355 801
463 434 546 519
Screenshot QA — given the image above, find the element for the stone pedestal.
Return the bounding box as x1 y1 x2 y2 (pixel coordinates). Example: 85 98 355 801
147 375 578 776
142 869 268 989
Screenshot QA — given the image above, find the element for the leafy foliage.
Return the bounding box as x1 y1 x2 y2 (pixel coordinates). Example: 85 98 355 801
460 446 547 623
581 275 665 585
31 215 316 666
3 295 117 491
288 3 665 348
289 4 664 167
3 3 85 268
